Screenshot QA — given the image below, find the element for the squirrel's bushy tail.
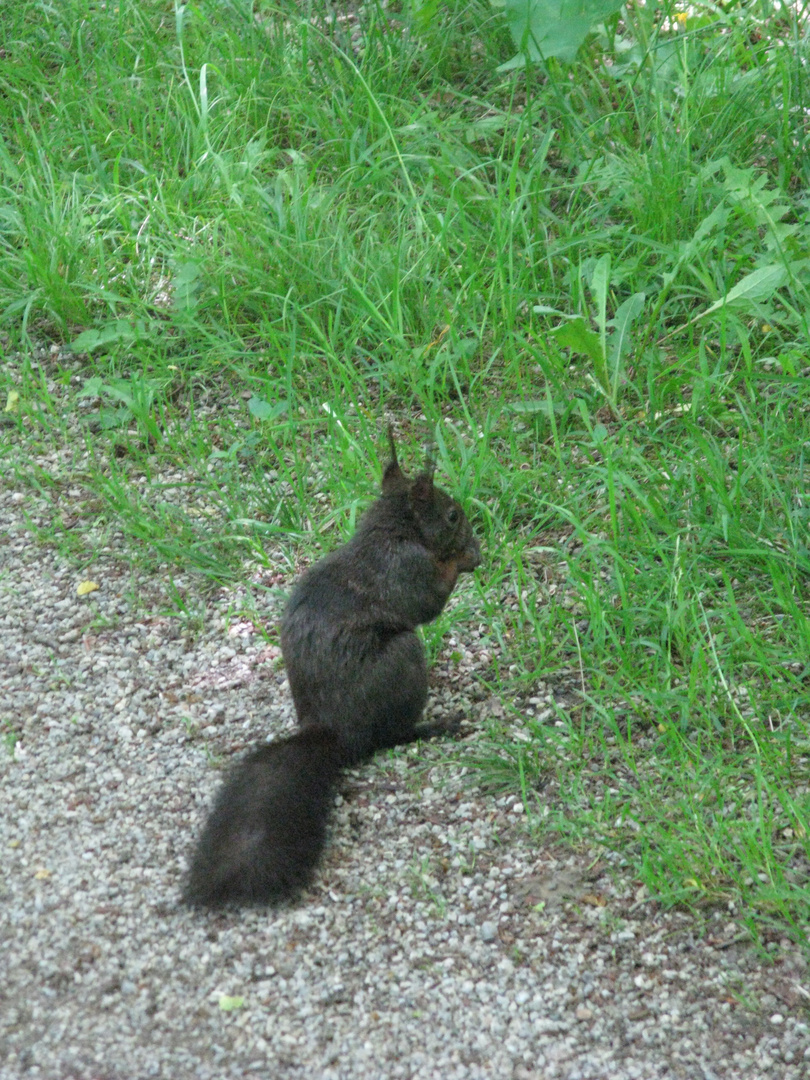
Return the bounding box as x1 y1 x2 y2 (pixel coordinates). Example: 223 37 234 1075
183 727 343 908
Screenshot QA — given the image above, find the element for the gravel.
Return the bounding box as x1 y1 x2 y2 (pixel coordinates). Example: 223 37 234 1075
2 466 810 1080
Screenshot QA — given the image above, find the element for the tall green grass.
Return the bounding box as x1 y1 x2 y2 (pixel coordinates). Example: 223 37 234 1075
1 0 808 947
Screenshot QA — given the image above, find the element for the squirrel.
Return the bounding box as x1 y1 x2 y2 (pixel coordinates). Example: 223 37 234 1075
182 431 481 908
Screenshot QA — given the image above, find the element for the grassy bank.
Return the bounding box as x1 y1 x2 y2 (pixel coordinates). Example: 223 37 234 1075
1 0 808 949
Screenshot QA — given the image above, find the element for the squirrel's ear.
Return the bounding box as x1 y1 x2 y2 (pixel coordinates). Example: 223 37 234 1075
410 443 437 503
411 453 436 504
411 472 434 504
382 426 408 494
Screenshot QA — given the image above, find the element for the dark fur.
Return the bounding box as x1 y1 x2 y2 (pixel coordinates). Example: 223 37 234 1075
183 438 480 908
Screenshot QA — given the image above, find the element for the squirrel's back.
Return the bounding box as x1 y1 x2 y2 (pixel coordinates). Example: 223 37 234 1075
280 455 480 761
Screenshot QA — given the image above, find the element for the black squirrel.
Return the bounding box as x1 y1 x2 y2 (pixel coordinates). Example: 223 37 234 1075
183 432 481 908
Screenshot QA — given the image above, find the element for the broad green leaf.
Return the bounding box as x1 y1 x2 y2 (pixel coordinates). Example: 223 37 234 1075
248 395 288 421
501 0 625 69
173 260 202 311
69 319 145 354
78 376 105 397
607 292 646 366
698 265 788 321
98 406 129 430
412 0 441 32
589 253 612 354
553 317 604 363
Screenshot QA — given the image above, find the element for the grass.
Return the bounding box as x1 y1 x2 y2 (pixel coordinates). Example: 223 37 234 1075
1 0 809 951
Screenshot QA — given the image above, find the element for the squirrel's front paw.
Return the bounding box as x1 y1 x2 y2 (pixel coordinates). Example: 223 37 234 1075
437 711 465 737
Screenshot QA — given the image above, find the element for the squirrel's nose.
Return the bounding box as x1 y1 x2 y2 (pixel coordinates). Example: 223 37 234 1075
458 536 482 572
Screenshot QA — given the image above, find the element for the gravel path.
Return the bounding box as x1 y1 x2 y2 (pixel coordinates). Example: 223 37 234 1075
2 480 809 1080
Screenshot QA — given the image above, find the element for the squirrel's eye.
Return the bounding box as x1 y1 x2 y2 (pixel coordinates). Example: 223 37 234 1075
447 508 459 524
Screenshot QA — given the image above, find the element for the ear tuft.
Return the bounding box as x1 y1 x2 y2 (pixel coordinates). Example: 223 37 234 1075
411 469 435 504
382 425 408 494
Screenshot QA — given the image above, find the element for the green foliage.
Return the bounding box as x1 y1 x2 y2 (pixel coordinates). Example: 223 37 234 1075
499 0 624 69
1 0 809 948
77 374 166 442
